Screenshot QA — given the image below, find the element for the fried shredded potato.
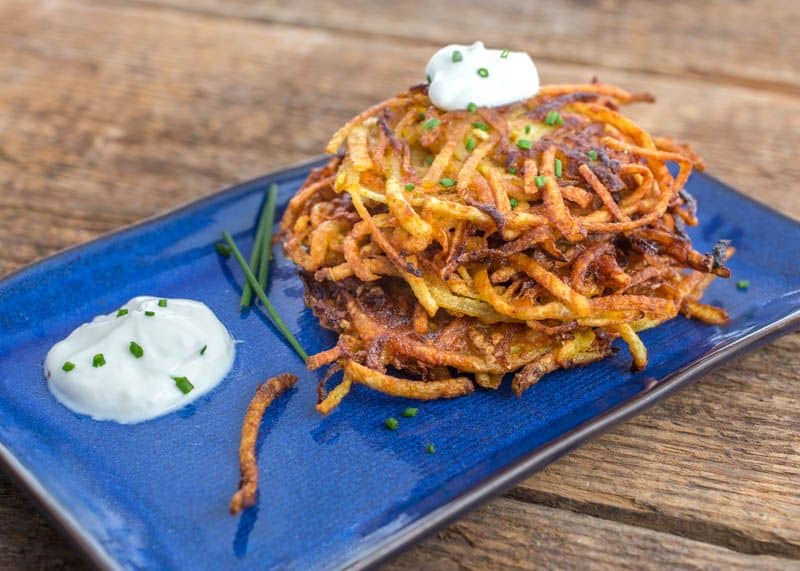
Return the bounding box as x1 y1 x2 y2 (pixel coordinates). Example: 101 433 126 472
281 82 731 413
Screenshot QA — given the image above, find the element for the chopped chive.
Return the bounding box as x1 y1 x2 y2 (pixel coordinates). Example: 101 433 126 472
587 150 599 161
426 442 436 454
223 232 309 362
158 299 167 307
425 155 434 165
509 197 519 210
256 184 279 302
545 110 563 126
241 186 276 308
144 311 155 317
525 124 531 134
555 158 563 178
535 175 547 188
426 74 431 84
477 67 489 78
417 112 426 121
516 139 533 150
129 341 144 359
215 242 232 257
405 183 416 191
385 417 399 431
422 118 441 130
440 178 456 188
465 137 476 151
200 344 208 356
472 121 489 131
736 280 750 290
116 308 128 317
508 166 518 175
467 102 478 112
92 353 106 368
402 407 419 418
500 49 510 58
62 361 75 372
172 376 194 395
451 50 463 63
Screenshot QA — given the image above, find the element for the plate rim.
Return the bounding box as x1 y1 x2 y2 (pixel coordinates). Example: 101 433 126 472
1 158 799 571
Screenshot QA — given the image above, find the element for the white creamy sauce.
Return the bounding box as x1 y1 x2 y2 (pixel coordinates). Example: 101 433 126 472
425 41 540 111
44 296 235 424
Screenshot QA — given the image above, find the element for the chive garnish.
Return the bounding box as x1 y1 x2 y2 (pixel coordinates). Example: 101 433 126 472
440 178 456 188
116 308 128 317
465 137 476 151
472 121 489 131
508 166 518 175
223 232 309 362
736 280 750 290
477 67 489 78
92 354 106 368
172 376 194 395
256 184 279 304
62 361 75 372
241 185 277 308
451 50 463 63
424 155 434 166
402 407 419 418
417 112 426 121
426 443 436 454
129 341 144 359
525 124 531 134
200 344 207 356
405 183 415 191
215 242 232 257
535 175 547 188
158 299 167 307
555 158 563 178
467 102 478 112
587 150 599 161
516 139 533 150
500 49 510 58
426 74 431 84
385 417 399 431
545 111 564 126
509 197 519 210
144 311 155 317
422 118 441 130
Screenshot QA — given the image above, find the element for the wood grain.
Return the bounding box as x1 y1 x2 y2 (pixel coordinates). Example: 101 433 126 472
0 0 798 569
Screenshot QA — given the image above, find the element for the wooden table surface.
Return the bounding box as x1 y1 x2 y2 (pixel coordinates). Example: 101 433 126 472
2 1 799 568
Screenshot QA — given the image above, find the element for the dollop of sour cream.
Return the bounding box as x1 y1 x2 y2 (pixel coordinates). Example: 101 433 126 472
425 41 540 111
44 296 235 424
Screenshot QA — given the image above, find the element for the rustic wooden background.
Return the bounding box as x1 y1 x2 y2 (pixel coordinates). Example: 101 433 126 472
1 1 799 568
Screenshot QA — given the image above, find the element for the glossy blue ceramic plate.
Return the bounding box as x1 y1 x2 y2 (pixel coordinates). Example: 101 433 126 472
1 157 799 570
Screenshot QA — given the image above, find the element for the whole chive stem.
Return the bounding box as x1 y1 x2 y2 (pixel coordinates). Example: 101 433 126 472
223 232 309 362
240 188 274 308
256 184 279 296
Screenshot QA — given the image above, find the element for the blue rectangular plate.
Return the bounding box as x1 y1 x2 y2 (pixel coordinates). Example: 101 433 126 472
1 157 799 570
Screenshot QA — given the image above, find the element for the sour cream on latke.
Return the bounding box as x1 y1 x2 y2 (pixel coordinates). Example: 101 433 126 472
425 42 540 111
44 296 235 424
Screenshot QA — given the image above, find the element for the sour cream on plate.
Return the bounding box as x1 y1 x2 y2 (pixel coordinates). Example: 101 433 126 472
44 296 235 424
425 41 540 111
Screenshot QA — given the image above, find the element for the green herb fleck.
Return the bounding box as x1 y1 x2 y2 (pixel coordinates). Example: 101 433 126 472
405 183 416 191
158 299 167 307
516 139 533 150
426 442 436 454
422 118 441 130
440 178 456 188
451 50 463 63
92 353 106 368
129 341 144 359
467 102 478 112
385 417 399 431
402 407 419 418
544 110 564 126
508 166 518 175
172 376 194 395
145 311 155 317
465 137 477 151
525 124 531 134
500 49 510 58
116 308 128 317
62 361 75 372
215 242 232 257
555 158 563 178
477 67 489 78
736 280 750 290
426 74 431 84
200 344 207 356
472 121 489 132
418 112 426 121
535 175 547 188
587 150 599 161
509 197 519 210
424 155 434 166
